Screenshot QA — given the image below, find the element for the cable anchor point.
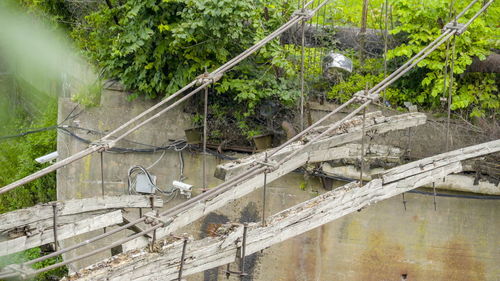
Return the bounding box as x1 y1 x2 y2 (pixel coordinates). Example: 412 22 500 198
90 140 114 152
353 90 379 103
196 72 223 85
293 9 314 21
443 22 467 35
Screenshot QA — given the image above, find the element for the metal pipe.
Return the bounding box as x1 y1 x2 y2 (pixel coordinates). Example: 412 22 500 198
203 86 208 190
178 238 188 281
52 203 58 252
25 216 147 265
454 0 480 20
445 34 457 152
100 152 105 197
239 224 248 280
369 30 452 94
459 0 494 33
262 153 268 226
359 107 367 185
214 16 303 74
30 224 163 276
311 0 331 13
433 182 437 211
300 16 306 131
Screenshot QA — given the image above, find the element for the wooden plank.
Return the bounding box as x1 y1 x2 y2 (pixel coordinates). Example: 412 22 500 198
213 112 384 180
122 151 311 252
1 210 109 240
67 161 463 281
308 143 403 164
215 112 426 180
380 139 500 184
0 195 162 233
122 114 424 251
0 210 123 257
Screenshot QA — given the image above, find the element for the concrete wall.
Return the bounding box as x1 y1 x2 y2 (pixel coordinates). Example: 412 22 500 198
57 85 500 280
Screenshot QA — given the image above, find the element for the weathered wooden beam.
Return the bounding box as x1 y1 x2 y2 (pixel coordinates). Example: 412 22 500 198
66 161 464 280
0 195 162 233
379 139 500 184
215 112 426 180
0 210 123 257
1 211 110 240
122 151 312 252
320 164 500 195
10 140 498 280
122 113 426 251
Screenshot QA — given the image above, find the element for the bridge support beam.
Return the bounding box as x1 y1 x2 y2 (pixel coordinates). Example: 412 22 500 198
65 140 499 281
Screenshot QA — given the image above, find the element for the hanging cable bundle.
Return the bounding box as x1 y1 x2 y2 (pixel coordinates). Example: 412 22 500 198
127 165 177 197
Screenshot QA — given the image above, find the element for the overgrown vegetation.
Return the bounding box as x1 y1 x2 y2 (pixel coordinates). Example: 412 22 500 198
69 0 498 133
326 0 499 118
0 0 497 278
0 80 67 279
0 2 68 276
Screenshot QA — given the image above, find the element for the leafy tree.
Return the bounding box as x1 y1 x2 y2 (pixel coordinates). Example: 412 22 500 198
388 0 499 117
74 0 298 102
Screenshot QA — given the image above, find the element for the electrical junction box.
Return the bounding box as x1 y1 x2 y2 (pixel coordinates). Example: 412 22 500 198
136 174 157 194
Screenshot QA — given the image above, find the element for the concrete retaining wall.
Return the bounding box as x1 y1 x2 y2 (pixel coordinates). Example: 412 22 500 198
56 86 500 280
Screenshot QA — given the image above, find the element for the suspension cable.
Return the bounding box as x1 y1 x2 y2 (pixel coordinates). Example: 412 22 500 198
0 0 493 276
0 5 310 195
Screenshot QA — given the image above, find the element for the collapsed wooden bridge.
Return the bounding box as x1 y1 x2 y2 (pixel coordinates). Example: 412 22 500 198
59 139 499 281
0 0 497 279
0 108 498 279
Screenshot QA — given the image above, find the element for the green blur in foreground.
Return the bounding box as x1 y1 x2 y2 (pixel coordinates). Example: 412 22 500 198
0 0 97 129
0 2 96 279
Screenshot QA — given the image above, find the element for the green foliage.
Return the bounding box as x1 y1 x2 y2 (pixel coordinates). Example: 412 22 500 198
0 248 67 281
388 0 499 116
71 80 103 107
74 0 297 100
328 73 382 103
0 103 57 214
453 73 499 117
0 99 66 279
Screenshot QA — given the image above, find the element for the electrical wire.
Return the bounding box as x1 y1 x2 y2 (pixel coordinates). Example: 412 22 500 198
0 0 494 277
0 104 81 141
58 125 235 160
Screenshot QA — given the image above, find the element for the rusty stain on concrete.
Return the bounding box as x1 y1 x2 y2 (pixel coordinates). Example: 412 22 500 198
427 238 486 281
358 231 418 281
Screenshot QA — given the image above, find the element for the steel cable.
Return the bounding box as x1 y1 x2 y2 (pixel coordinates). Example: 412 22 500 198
0 0 493 276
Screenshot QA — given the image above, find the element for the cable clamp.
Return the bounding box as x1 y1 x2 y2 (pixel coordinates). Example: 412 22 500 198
442 22 467 35
90 140 113 152
255 160 276 168
293 9 314 20
144 211 169 226
255 160 278 173
196 72 223 85
353 91 379 103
